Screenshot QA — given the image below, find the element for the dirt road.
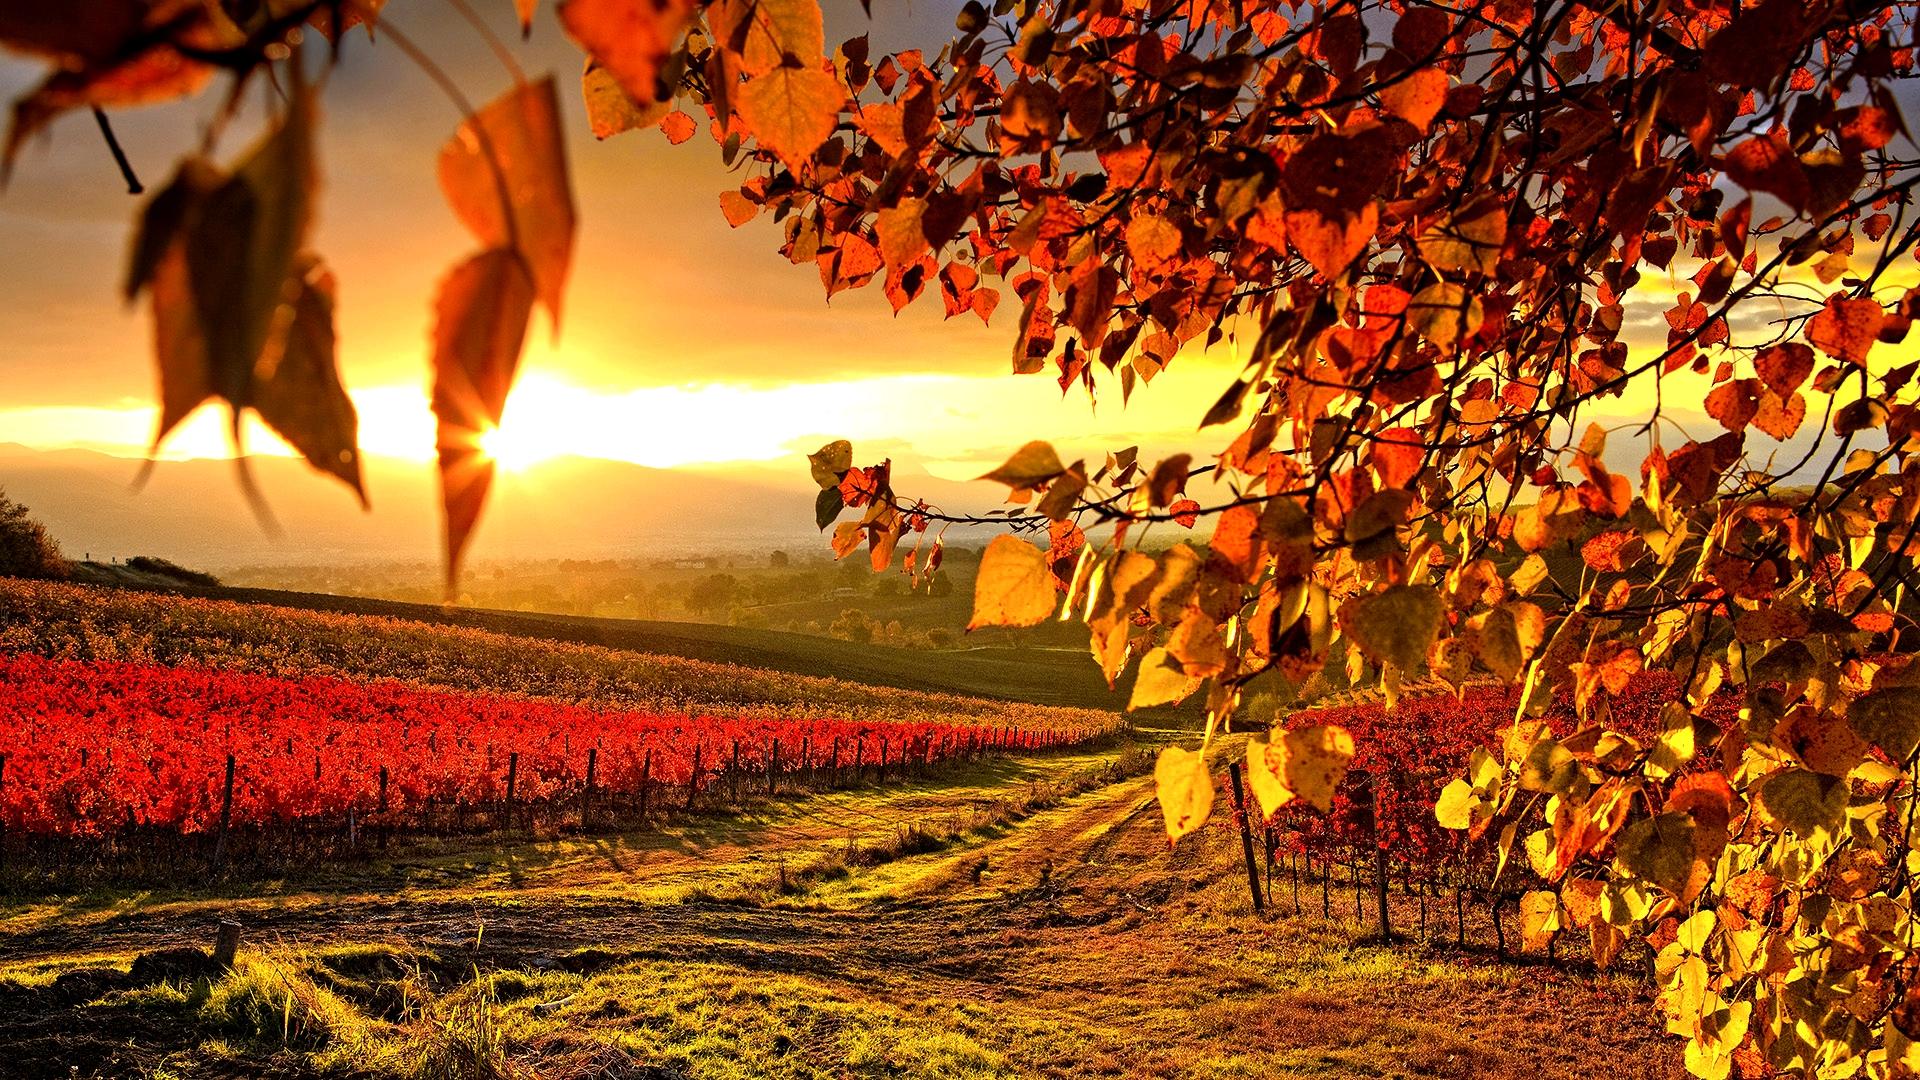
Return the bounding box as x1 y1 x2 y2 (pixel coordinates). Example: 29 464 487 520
0 743 1682 1079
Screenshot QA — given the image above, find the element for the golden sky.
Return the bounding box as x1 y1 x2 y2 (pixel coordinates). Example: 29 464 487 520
0 1 1250 491
0 3 1882 499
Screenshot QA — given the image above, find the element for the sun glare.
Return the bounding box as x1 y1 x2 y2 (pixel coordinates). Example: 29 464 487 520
476 422 556 472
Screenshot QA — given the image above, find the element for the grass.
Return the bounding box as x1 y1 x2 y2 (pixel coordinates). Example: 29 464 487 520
0 732 1681 1079
0 584 1675 1078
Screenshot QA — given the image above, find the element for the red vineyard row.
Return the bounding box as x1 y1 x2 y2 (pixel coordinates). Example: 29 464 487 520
0 654 1106 837
1239 672 1738 874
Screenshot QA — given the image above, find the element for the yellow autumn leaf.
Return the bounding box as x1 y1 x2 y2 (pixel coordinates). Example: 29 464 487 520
1129 646 1202 711
1519 889 1559 953
1246 725 1355 815
1155 745 1214 843
968 534 1057 630
735 64 842 169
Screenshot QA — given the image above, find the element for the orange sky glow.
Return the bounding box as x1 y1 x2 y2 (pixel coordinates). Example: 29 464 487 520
0 2 1870 506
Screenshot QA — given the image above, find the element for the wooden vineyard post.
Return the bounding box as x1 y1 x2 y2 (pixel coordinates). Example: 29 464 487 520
853 737 864 785
1226 763 1264 914
1358 771 1390 942
730 739 742 805
1263 825 1276 909
638 748 652 819
377 766 390 848
1320 853 1330 918
800 735 811 788
212 753 236 875
687 745 702 811
1491 889 1507 958
768 739 779 797
1455 883 1466 947
582 748 598 831
878 740 889 784
505 752 518 830
212 920 243 969
830 737 842 788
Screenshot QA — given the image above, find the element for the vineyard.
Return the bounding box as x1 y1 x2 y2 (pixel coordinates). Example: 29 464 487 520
0 582 1121 880
1226 673 1741 959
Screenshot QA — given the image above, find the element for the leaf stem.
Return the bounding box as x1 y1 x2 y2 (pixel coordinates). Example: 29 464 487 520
377 18 521 254
91 108 143 195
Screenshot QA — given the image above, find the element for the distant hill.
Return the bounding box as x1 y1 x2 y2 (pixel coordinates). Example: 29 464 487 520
0 443 1021 570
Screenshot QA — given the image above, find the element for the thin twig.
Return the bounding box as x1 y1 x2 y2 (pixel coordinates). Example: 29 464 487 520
91 108 142 195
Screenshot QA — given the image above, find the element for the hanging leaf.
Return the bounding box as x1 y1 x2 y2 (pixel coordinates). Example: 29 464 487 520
1339 584 1444 675
808 440 852 488
125 157 223 450
439 76 578 329
968 534 1057 630
1380 67 1447 133
431 248 538 590
1246 725 1356 815
978 440 1065 491
1154 745 1214 843
1418 198 1505 275
186 84 316 408
735 63 842 169
708 0 825 77
582 58 669 139
558 0 700 106
251 255 366 506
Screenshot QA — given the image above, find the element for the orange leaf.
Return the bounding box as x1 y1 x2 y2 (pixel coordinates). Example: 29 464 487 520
735 64 842 168
439 76 578 329
1125 214 1182 272
1371 427 1423 488
708 0 824 78
718 189 759 227
581 57 669 139
1722 134 1808 215
431 248 537 591
558 0 699 106
1806 295 1884 366
1754 341 1812 396
876 197 930 270
1285 201 1377 280
660 109 697 144
1753 389 1806 441
1380 67 1446 133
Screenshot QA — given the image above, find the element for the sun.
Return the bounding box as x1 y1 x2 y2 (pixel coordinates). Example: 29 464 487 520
476 422 557 472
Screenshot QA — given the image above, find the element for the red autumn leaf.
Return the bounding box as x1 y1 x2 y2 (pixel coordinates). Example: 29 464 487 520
1722 135 1809 215
431 248 537 590
1807 296 1886 366
1704 378 1760 434
1170 498 1201 528
438 77 578 329
1754 342 1813 397
1835 106 1897 155
1371 427 1424 488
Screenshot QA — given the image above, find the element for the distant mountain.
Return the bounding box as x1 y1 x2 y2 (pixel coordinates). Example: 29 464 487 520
0 444 833 568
